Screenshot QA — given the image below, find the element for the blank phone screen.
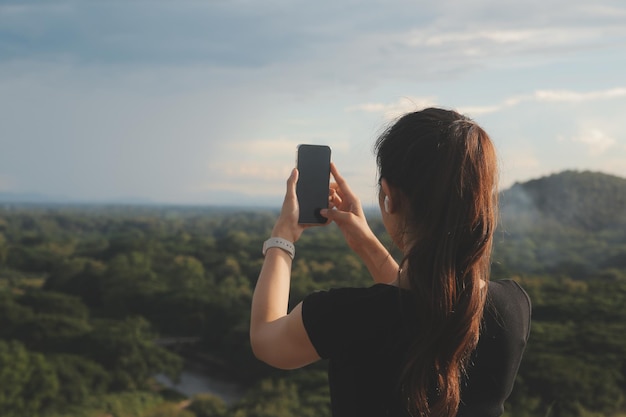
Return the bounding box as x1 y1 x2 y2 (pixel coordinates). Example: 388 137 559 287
296 144 331 224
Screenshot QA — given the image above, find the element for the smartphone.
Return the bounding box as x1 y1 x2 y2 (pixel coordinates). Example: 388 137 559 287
296 144 331 224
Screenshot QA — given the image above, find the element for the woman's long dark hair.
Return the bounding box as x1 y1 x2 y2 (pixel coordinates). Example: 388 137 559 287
375 108 498 417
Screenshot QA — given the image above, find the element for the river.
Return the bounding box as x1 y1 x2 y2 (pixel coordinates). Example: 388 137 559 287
155 366 246 405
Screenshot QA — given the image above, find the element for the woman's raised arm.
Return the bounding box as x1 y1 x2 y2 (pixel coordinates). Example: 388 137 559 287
249 168 320 369
322 163 399 284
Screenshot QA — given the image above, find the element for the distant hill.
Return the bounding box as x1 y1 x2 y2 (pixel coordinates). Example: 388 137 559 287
494 171 626 279
0 192 156 206
0 191 71 204
499 170 626 233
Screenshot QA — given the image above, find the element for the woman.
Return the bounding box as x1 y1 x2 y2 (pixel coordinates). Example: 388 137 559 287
250 108 531 417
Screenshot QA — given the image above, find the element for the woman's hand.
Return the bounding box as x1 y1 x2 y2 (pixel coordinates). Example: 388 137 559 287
272 167 328 242
322 163 399 284
321 163 377 252
271 168 306 243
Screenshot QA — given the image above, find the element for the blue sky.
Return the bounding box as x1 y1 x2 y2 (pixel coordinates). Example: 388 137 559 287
1 0 625 206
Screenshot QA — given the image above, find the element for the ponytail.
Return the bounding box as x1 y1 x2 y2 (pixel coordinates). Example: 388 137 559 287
375 108 498 417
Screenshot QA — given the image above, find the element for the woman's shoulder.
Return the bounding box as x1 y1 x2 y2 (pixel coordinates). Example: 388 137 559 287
304 283 404 310
301 284 407 359
302 284 410 330
488 279 531 309
486 279 532 339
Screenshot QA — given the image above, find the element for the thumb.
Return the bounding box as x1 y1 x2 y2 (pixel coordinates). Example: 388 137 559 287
320 207 353 224
283 168 298 203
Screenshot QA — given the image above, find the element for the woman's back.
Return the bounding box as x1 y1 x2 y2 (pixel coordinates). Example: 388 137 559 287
302 279 531 417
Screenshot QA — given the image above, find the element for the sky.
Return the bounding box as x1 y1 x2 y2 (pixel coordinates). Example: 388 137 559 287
1 0 625 207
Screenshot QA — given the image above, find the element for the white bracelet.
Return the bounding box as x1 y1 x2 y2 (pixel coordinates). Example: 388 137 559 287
262 237 295 259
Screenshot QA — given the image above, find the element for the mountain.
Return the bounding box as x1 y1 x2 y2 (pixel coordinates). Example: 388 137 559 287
494 171 626 279
499 170 626 233
0 192 72 204
0 192 156 206
0 190 281 208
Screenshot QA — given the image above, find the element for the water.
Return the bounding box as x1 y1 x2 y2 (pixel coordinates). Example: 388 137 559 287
155 367 245 405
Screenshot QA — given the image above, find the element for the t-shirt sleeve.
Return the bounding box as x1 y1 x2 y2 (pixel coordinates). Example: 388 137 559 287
301 286 395 359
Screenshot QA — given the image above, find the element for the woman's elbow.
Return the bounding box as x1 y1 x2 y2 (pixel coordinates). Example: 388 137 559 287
249 328 299 370
249 330 269 363
250 329 278 367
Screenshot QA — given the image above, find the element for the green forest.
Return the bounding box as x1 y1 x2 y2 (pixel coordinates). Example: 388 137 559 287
1 170 625 417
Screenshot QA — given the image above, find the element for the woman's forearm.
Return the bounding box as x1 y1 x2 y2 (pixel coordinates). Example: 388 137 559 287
354 234 400 284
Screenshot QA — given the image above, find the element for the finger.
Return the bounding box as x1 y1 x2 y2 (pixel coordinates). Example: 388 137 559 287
320 207 354 224
330 181 344 196
331 163 361 206
330 163 356 197
329 195 343 209
330 163 363 214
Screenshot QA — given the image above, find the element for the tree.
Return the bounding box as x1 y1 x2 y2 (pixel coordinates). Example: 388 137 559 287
188 393 228 417
232 378 301 417
17 290 89 319
0 232 7 264
166 255 207 291
141 402 195 417
85 317 182 391
44 258 106 308
12 313 92 353
100 252 164 316
0 340 59 417
47 354 110 407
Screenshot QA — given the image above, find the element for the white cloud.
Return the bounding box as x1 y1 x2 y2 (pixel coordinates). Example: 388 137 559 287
580 4 626 18
190 161 293 198
350 87 626 119
202 136 355 195
458 105 506 117
228 138 302 158
347 96 438 119
462 87 626 116
402 23 626 63
215 163 292 188
563 129 618 156
408 28 575 48
534 88 626 103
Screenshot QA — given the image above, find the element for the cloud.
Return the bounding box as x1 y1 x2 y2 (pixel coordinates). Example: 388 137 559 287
349 87 626 119
347 96 439 119
199 137 354 196
579 4 626 18
535 88 626 103
190 161 293 199
406 27 589 49
464 87 626 116
561 129 618 156
228 138 302 158
3 1 625 83
2 0 626 205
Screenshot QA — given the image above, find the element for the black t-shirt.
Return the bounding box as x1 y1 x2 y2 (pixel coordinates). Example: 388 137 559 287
302 279 531 417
